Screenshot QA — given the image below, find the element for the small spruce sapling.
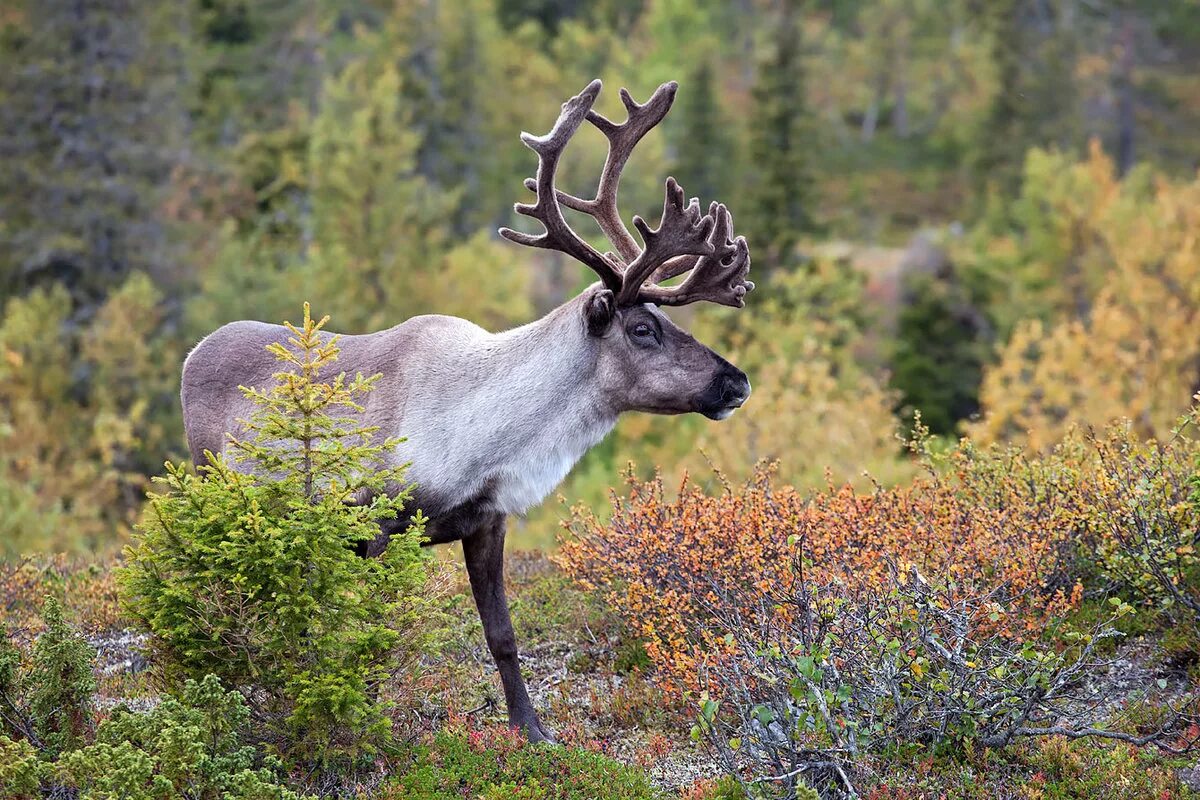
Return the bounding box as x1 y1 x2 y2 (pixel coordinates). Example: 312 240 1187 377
121 304 440 769
0 597 96 757
28 597 96 756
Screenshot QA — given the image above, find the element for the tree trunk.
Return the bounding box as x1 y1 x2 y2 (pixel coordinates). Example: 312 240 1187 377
1115 12 1136 177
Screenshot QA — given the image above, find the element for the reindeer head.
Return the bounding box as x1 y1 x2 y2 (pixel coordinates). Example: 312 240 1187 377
500 79 754 420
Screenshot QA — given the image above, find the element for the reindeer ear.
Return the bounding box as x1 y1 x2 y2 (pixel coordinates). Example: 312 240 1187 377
584 289 616 336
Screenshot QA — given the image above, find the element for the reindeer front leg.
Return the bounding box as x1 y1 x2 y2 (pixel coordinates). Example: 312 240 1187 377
462 515 553 743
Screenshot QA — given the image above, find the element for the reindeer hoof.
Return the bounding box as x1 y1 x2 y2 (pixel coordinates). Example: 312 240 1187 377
516 715 556 744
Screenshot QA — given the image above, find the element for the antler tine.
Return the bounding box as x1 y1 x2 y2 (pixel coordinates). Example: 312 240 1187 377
636 203 755 309
649 201 725 284
553 81 679 265
499 79 624 294
615 177 717 306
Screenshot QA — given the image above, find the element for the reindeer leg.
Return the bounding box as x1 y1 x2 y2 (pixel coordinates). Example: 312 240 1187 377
462 515 554 743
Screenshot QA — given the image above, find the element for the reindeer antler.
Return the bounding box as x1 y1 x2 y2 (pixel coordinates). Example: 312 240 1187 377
499 80 624 295
500 79 753 309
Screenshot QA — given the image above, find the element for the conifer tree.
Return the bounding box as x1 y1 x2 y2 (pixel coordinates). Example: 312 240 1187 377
744 0 816 270
28 598 96 757
672 58 730 208
122 305 442 769
0 0 188 308
304 58 457 331
970 0 1083 204
889 265 991 435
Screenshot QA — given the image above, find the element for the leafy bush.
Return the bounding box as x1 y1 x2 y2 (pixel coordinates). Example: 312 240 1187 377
384 722 661 800
0 274 181 555
1083 415 1200 629
687 566 1148 798
559 443 1200 797
120 306 443 769
967 145 1200 450
559 447 1084 697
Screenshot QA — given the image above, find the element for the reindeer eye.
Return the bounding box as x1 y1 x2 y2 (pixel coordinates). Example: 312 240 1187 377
631 323 654 338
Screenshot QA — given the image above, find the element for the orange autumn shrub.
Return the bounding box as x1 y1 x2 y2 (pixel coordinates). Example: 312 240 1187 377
558 443 1089 696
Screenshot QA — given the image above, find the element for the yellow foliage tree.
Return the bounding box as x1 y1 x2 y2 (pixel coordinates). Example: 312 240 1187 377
970 144 1200 448
0 275 179 554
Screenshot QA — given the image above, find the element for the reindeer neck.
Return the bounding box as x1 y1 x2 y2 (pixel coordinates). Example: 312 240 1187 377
468 293 616 514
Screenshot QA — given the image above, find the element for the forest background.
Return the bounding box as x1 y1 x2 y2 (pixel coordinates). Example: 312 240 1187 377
3 0 1200 556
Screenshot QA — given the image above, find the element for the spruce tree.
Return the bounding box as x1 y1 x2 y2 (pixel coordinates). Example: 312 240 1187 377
969 0 1083 205
28 598 97 757
744 0 816 270
672 58 730 208
121 305 442 769
889 266 991 436
0 0 188 309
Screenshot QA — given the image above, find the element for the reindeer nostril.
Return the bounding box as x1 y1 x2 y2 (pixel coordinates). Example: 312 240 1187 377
720 372 751 405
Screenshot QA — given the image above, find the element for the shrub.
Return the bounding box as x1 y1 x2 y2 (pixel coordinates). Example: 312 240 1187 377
120 305 443 769
55 674 307 800
559 447 1200 797
0 556 123 635
0 274 181 555
1083 415 1200 629
559 449 1084 698
1022 736 1199 800
967 145 1200 451
385 721 661 800
0 735 42 799
687 566 1149 798
2 599 303 799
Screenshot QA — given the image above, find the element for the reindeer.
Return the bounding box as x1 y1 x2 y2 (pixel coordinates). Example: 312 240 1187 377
180 79 754 742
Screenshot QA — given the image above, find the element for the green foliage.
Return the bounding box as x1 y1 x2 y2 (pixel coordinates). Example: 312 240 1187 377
304 55 459 330
0 601 303 799
0 274 181 555
889 262 991 435
0 0 187 306
1085 416 1200 629
55 674 307 800
0 735 42 799
388 724 661 800
28 596 96 756
1021 737 1198 800
120 306 441 769
743 2 816 266
672 57 731 207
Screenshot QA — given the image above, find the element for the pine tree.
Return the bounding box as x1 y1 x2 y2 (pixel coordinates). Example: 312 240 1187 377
0 0 188 309
672 58 730 208
744 0 816 270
